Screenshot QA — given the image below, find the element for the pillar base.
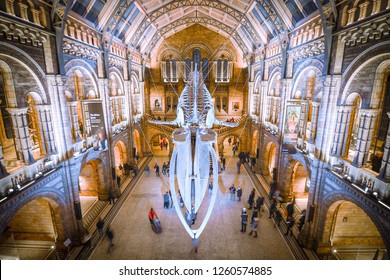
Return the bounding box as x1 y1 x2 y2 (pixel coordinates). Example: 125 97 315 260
0 162 9 178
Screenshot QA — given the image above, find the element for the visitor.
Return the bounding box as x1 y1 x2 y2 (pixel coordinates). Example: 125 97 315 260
229 184 236 200
163 191 170 208
96 217 104 237
240 207 248 233
285 216 295 236
248 189 255 209
249 217 259 238
237 185 242 201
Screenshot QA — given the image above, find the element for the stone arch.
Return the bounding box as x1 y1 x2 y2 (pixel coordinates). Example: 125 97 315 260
158 47 184 63
249 73 263 117
149 132 172 156
291 60 323 102
218 133 243 156
251 129 259 156
340 43 390 107
26 92 45 159
264 141 277 176
369 59 390 109
318 192 390 254
130 73 142 115
133 128 142 156
78 158 105 199
0 59 17 107
64 61 99 101
0 185 69 247
0 42 48 103
113 140 127 168
181 43 213 60
285 154 311 197
0 54 47 106
267 68 282 96
74 151 109 199
344 91 362 106
254 72 262 91
108 69 125 96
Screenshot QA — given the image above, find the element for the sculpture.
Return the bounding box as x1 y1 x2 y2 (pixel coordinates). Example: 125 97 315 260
149 69 237 240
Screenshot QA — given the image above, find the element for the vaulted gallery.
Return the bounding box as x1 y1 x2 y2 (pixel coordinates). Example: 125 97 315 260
0 0 389 260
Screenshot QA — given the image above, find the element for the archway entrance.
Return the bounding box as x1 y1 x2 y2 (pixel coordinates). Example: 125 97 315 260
0 66 20 172
221 134 240 158
78 159 103 216
322 201 386 260
265 142 277 178
251 130 259 157
151 134 170 157
0 198 63 259
133 129 141 157
114 140 127 169
291 162 310 197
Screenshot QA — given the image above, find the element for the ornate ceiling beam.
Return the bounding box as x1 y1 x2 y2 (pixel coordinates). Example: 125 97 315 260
101 0 135 76
128 0 262 50
314 0 336 75
158 16 250 54
52 0 75 75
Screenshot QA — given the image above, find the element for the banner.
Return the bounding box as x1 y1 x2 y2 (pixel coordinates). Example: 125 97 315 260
87 102 105 137
282 105 301 154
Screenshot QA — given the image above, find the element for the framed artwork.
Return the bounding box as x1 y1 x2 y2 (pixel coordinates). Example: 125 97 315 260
233 102 239 110
282 105 301 154
153 98 162 110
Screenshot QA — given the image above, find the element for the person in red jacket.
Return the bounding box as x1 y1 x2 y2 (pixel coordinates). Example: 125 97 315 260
148 207 158 223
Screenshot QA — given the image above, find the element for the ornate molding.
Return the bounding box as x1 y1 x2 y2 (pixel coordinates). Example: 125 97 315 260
265 54 282 67
63 38 100 60
108 54 126 68
340 17 390 47
290 39 325 61
0 17 47 47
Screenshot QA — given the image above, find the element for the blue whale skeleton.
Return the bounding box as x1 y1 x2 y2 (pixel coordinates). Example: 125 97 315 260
149 69 237 240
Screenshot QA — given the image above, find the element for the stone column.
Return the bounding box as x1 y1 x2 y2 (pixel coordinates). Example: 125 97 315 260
347 8 357 25
352 109 380 167
378 112 390 182
248 81 254 115
308 102 320 144
35 105 57 154
139 81 146 116
67 101 82 142
330 106 353 157
298 101 309 147
5 0 15 15
6 107 35 164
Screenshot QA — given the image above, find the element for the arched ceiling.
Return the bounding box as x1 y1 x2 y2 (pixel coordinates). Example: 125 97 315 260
68 0 328 58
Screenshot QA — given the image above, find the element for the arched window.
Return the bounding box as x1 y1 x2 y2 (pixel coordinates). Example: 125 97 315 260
26 94 44 160
202 58 209 81
193 49 201 71
109 73 125 125
370 75 390 172
163 57 178 83
215 56 230 83
348 97 361 159
165 58 171 79
222 97 227 111
215 97 221 111
0 73 13 142
185 58 191 80
166 96 171 111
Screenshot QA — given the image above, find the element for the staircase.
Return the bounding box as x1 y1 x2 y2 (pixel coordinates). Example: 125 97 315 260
82 200 108 230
